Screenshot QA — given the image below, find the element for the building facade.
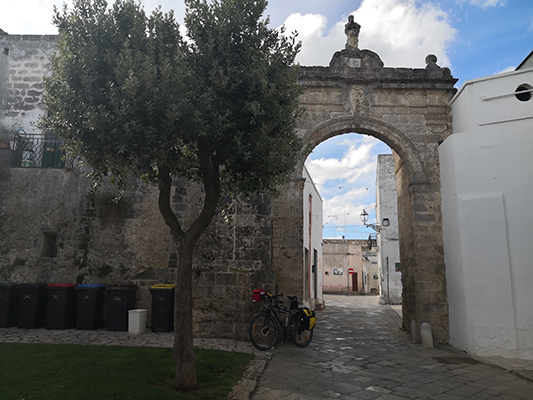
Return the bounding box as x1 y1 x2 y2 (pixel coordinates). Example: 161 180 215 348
375 154 402 304
322 239 367 294
302 167 324 309
440 63 533 360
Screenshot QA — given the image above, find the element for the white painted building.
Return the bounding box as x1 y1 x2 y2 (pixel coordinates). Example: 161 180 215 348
375 154 402 304
439 59 533 360
362 249 379 295
303 166 324 309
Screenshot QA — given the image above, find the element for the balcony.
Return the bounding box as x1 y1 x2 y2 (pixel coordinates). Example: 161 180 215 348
9 133 76 169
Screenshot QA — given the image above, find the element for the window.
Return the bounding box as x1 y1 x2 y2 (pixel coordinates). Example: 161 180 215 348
515 84 532 102
41 232 58 257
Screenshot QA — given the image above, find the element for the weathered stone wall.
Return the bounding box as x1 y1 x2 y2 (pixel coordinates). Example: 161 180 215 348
282 48 456 343
0 34 276 341
1 34 458 345
271 178 305 298
0 160 274 340
0 35 57 135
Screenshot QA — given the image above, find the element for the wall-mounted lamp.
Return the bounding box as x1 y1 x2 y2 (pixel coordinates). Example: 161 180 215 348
360 209 388 233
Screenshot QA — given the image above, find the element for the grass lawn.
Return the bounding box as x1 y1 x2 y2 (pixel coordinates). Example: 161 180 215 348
0 343 253 400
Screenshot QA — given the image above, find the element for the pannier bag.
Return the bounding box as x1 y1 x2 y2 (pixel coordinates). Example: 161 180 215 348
252 289 266 302
290 298 299 310
298 307 316 330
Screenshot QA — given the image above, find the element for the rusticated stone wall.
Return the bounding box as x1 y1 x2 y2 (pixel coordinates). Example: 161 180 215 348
0 160 275 340
1 33 459 345
0 35 57 135
277 47 457 344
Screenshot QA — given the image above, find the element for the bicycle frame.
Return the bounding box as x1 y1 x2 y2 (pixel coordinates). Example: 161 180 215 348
261 296 293 336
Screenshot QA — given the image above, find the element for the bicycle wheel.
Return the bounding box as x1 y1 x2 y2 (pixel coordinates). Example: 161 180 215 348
249 312 279 351
289 313 314 347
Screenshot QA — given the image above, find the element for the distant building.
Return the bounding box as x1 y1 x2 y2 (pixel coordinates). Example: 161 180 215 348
440 54 533 360
375 154 402 304
362 248 379 294
322 239 368 294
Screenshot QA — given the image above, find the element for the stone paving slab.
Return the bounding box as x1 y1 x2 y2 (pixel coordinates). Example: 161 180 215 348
2 295 533 400
0 326 260 355
252 295 533 400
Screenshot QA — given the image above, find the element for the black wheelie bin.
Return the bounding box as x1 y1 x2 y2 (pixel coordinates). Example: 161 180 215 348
0 282 18 328
106 285 136 331
149 284 175 332
46 283 77 330
17 283 47 329
75 284 106 330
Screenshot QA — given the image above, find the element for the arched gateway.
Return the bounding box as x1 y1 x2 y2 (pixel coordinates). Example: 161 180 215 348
272 27 458 344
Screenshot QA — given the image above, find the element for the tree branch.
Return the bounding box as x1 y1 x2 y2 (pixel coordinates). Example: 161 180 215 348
186 148 221 244
158 165 184 241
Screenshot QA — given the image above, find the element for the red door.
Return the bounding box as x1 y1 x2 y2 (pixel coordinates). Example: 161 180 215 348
352 272 358 292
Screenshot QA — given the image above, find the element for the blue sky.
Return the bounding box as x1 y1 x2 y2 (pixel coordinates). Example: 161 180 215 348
2 0 532 239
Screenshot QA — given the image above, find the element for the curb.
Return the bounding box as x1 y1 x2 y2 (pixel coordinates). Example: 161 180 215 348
227 351 273 400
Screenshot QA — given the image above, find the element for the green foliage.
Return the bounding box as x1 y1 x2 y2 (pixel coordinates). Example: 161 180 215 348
40 0 189 186
39 0 303 196
183 0 304 195
0 343 253 400
37 2 303 388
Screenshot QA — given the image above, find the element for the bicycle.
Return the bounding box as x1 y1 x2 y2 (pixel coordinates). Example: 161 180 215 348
248 292 314 351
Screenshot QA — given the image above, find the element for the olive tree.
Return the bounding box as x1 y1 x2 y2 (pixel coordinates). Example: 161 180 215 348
39 0 303 391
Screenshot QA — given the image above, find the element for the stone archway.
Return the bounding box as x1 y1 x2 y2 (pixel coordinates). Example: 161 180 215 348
272 45 457 344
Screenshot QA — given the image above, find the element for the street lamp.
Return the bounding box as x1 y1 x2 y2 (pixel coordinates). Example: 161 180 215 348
360 209 369 225
360 209 388 233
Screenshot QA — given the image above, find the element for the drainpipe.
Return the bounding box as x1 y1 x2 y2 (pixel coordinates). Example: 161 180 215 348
308 194 312 302
386 256 390 305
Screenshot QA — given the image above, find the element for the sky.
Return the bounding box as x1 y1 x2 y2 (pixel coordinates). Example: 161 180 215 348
2 0 532 239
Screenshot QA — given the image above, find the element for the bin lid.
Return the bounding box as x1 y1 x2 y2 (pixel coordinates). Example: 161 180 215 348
47 283 77 288
76 283 106 289
150 284 176 290
16 283 46 288
106 284 136 291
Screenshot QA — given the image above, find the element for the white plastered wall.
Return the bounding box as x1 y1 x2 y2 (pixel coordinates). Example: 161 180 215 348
440 69 533 359
303 166 323 308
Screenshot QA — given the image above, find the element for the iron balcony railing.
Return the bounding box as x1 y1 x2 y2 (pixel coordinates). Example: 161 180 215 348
9 133 76 169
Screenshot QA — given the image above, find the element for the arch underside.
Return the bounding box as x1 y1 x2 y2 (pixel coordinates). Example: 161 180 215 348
299 114 427 183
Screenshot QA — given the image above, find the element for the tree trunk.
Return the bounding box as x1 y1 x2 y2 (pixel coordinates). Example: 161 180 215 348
173 240 197 390
157 160 220 392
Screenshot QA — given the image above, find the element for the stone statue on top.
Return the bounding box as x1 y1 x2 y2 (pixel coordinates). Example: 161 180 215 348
344 15 360 49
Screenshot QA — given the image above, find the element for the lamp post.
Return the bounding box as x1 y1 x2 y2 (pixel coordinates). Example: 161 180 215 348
360 209 389 232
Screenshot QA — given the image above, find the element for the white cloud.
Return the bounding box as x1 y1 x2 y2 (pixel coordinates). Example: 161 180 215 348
281 13 344 67
305 137 377 185
282 0 456 68
494 65 515 74
322 190 376 238
0 1 65 35
305 136 384 235
0 0 186 35
461 0 506 8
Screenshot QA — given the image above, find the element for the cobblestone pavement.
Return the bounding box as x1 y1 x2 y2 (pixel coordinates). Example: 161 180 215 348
252 295 533 400
0 326 260 355
1 295 532 400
